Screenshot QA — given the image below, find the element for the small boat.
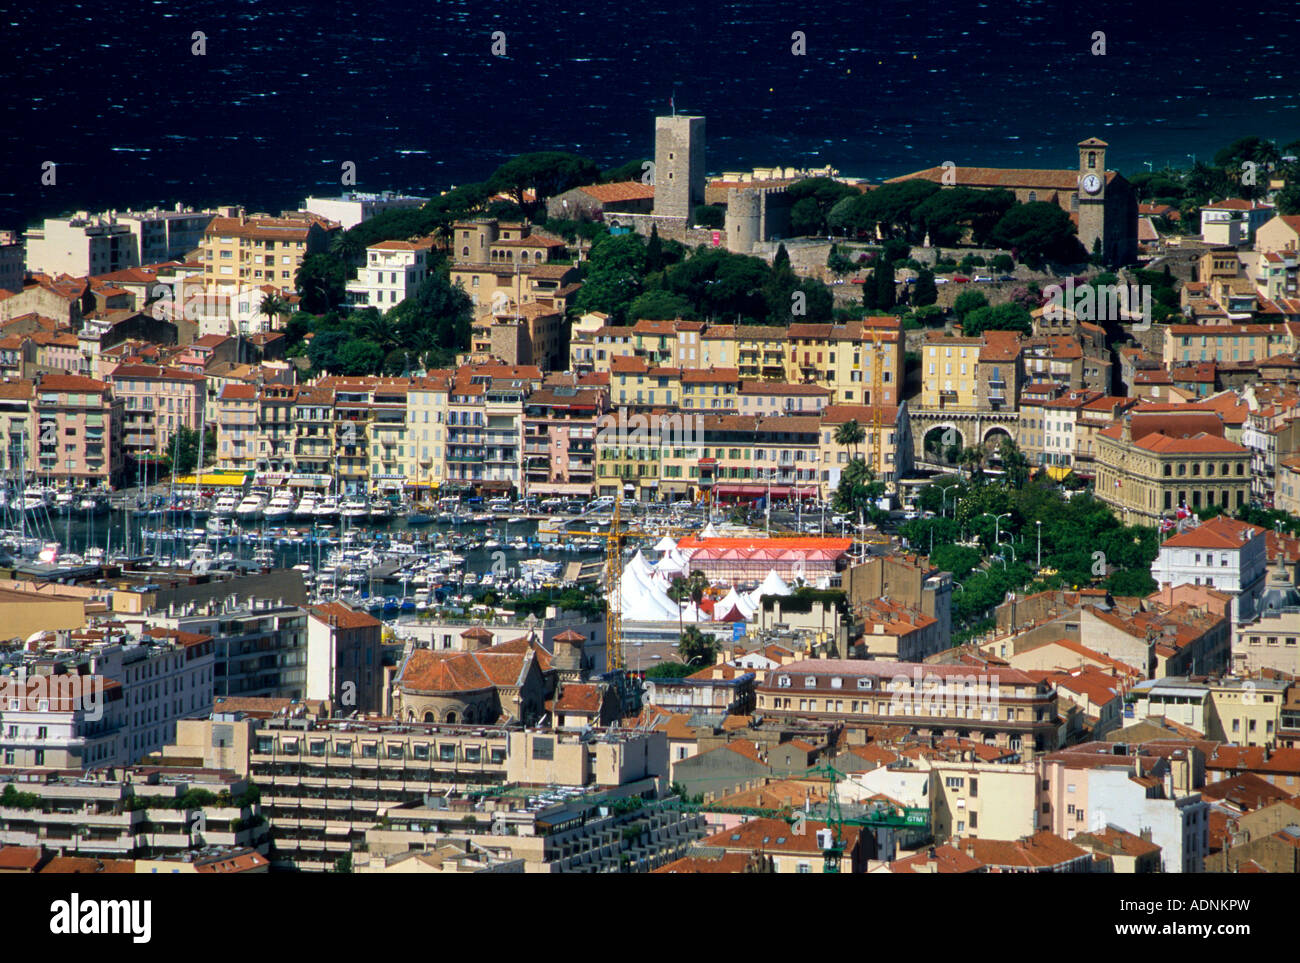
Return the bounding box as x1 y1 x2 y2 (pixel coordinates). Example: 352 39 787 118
406 512 433 526
210 493 240 517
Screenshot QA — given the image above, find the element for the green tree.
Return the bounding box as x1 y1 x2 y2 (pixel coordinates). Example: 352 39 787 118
912 269 938 306
998 437 1030 489
644 225 665 274
860 180 941 241
337 339 385 375
872 259 896 310
628 289 694 321
573 233 647 324
296 254 348 314
961 302 1033 337
693 204 726 229
487 152 601 219
1275 183 1300 216
787 178 860 236
833 459 885 521
387 273 474 361
679 624 715 667
833 419 866 462
990 202 1086 268
258 292 288 329
952 289 989 322
827 244 855 278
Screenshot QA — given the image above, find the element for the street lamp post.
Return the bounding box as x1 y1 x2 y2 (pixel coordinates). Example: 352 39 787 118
1036 519 1042 568
940 484 958 518
980 511 1011 546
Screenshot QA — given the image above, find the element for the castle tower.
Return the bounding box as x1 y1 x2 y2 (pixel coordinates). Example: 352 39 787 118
654 115 706 221
1077 137 1108 260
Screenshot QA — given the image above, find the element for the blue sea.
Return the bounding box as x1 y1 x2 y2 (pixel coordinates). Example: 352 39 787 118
3 0 1297 230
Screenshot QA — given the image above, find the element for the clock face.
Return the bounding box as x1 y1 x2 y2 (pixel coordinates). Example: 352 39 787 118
1081 174 1102 195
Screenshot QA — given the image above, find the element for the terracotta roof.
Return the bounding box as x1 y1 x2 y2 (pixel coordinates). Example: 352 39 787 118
310 602 382 630
702 816 861 856
552 683 604 714
1161 516 1264 549
0 846 43 871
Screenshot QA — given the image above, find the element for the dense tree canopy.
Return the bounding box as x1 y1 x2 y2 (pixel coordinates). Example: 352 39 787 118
487 152 601 219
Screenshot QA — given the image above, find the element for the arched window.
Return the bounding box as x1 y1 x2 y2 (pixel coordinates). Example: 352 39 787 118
462 247 469 258
423 711 436 723
445 710 458 724
1087 151 1097 169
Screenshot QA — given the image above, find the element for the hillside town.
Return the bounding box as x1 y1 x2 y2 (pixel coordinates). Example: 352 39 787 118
2 114 1300 880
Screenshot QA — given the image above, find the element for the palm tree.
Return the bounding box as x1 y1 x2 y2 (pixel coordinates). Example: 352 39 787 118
834 419 866 463
959 445 985 480
667 575 689 639
259 292 287 330
329 231 364 267
685 569 710 626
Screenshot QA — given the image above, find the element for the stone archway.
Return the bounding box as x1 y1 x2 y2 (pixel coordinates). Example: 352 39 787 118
983 426 1013 459
445 710 458 724
923 424 964 465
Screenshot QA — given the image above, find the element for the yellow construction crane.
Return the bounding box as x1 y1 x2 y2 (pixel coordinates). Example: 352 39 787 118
869 321 884 478
540 494 634 674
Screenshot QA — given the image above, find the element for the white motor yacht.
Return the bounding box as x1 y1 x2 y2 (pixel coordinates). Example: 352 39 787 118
235 492 267 521
210 493 240 517
263 489 296 522
340 497 370 520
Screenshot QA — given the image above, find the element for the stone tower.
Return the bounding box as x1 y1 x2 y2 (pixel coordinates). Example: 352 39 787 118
654 115 706 221
1077 137 1108 260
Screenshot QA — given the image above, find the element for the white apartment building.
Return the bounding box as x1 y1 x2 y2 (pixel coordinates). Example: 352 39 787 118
25 214 135 277
1200 199 1274 246
1150 516 1268 622
302 191 428 230
25 207 215 277
88 632 217 760
345 238 435 310
0 675 127 770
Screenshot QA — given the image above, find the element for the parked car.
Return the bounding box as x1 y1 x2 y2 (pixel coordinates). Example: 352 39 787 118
934 277 950 285
996 274 1015 282
972 275 993 282
953 275 971 283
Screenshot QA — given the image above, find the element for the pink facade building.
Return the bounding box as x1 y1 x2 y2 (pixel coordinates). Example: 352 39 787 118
105 363 206 458
33 373 124 486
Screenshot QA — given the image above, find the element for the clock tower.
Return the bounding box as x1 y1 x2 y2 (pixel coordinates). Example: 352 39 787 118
1077 137 1108 261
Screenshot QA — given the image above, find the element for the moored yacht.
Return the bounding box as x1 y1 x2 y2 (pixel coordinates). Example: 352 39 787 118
263 489 296 522
210 493 240 517
235 491 267 521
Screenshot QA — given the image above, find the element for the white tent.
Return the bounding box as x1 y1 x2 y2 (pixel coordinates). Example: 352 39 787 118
680 603 713 622
655 552 689 576
629 549 658 581
715 586 756 621
654 535 677 553
749 568 793 606
621 556 687 622
700 521 720 539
